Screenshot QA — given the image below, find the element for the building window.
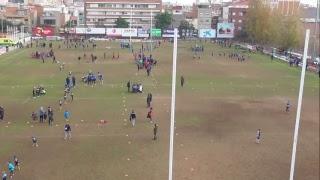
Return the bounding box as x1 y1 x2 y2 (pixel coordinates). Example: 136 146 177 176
232 19 235 23
88 11 105 15
239 12 243 16
148 4 156 8
90 4 98 8
238 20 242 23
238 27 242 30
44 19 56 25
232 12 236 16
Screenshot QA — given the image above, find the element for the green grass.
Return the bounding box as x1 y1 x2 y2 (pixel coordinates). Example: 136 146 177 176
0 40 318 180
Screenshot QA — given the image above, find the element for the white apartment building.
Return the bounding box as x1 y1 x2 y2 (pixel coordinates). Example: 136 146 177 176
85 0 162 28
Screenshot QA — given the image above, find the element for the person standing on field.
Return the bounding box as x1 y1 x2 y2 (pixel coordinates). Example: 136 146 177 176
32 136 38 147
39 106 44 123
127 81 131 92
0 106 4 120
256 129 261 144
72 75 76 87
181 76 185 87
64 124 72 140
147 107 153 123
286 100 291 112
70 92 74 102
129 110 136 127
2 171 7 180
64 110 70 121
13 156 20 171
7 162 14 179
48 106 54 126
147 93 152 108
59 100 63 111
153 123 158 140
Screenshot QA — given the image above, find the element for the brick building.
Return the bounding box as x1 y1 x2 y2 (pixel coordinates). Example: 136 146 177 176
228 0 248 36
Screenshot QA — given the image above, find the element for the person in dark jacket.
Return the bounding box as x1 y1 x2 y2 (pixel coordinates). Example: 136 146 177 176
129 110 136 127
127 81 131 92
153 124 158 140
72 76 76 87
48 106 54 126
0 106 4 120
64 124 72 140
180 76 185 87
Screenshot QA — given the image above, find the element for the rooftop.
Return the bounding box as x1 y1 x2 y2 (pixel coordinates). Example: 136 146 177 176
85 0 161 3
228 0 249 8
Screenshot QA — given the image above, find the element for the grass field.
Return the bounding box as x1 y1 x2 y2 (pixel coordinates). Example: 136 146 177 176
0 40 319 180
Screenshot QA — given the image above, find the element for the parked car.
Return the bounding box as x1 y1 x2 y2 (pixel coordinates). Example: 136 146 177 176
313 57 320 65
46 36 65 41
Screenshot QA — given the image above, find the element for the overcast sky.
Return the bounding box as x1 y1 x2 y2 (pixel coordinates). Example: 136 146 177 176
163 0 318 7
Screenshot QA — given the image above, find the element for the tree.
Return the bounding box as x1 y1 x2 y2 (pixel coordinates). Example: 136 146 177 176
65 20 76 28
178 20 195 37
276 15 301 51
178 20 194 31
244 0 301 50
115 17 129 28
155 11 172 29
245 0 273 44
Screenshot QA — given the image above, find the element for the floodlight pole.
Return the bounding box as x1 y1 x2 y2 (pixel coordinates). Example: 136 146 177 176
289 29 310 180
130 5 132 48
150 8 153 52
168 28 178 180
1 15 3 34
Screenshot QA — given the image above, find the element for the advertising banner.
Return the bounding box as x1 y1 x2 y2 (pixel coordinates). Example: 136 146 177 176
32 26 55 37
63 28 75 34
76 28 105 35
199 29 216 38
122 28 138 37
138 29 149 38
181 29 198 37
162 29 180 38
107 28 122 37
150 29 161 37
69 28 76 34
217 23 234 38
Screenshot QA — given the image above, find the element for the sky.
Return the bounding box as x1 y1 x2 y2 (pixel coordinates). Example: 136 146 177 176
163 0 318 7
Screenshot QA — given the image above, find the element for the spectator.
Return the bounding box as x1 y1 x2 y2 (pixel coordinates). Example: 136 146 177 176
2 171 7 180
7 162 14 178
32 136 38 147
129 110 136 127
64 110 70 121
0 106 4 120
64 124 72 140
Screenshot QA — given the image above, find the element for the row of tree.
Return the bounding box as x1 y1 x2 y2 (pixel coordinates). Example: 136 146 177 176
114 12 173 29
244 0 301 51
110 12 195 37
71 12 173 29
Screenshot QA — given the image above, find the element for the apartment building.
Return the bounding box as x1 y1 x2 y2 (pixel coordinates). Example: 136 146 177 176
197 3 212 29
84 0 162 28
228 0 248 35
268 0 300 15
